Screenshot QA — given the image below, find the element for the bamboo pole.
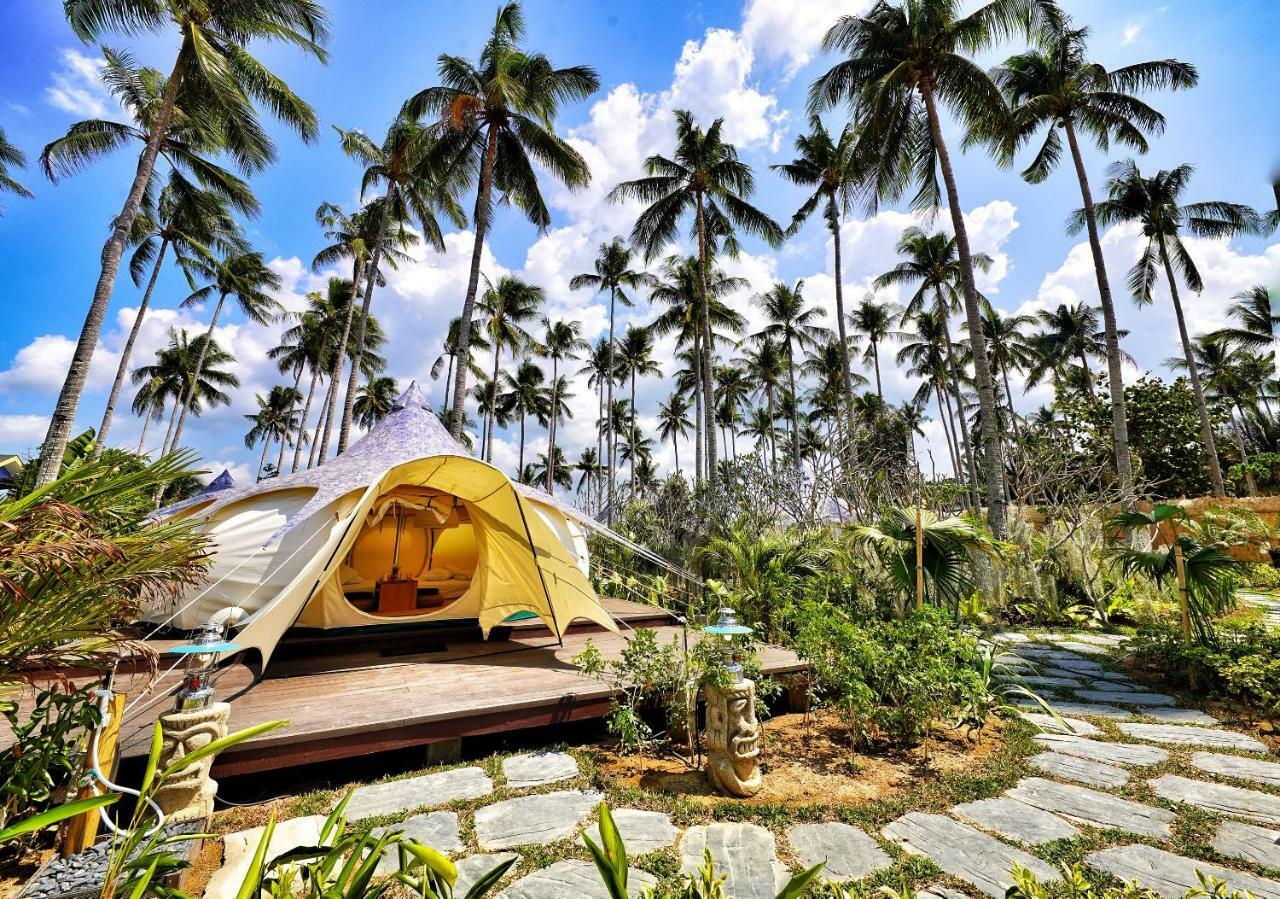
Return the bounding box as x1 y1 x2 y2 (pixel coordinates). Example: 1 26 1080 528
62 692 125 856
1173 541 1193 645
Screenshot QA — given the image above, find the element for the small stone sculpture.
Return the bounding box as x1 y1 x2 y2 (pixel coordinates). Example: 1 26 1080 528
152 702 230 823
705 679 762 797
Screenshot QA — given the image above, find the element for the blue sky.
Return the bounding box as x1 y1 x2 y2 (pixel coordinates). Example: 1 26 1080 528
1 0 1278 485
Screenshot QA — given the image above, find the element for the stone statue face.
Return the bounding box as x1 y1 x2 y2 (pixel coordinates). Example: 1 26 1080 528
705 680 762 796
723 685 760 769
157 711 224 791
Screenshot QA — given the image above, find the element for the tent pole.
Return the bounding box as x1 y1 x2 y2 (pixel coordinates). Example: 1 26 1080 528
513 492 563 646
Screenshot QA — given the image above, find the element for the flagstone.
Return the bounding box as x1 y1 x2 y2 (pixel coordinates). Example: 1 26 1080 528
1005 777 1175 838
205 816 326 899
581 809 679 854
679 823 790 899
1191 751 1280 787
1213 821 1280 869
882 812 1059 898
950 796 1079 845
1028 751 1130 788
474 790 603 850
1075 690 1176 706
455 855 519 897
344 767 493 820
1139 706 1221 725
498 859 657 899
1149 774 1280 826
1085 844 1280 899
502 751 580 788
1019 712 1102 736
1020 700 1132 720
1053 641 1112 656
786 822 892 882
372 812 463 876
1118 723 1267 753
1032 733 1169 767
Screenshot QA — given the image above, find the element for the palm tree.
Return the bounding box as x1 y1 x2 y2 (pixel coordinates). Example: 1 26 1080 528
578 339 617 497
1088 159 1268 496
751 280 829 463
96 171 252 455
803 338 870 440
810 0 1054 535
353 376 399 430
897 310 965 482
1167 337 1263 496
849 297 896 399
995 17 1196 496
740 338 787 471
538 319 588 491
432 316 490 416
1211 286 1278 352
570 238 652 513
875 227 992 507
656 392 693 477
245 386 303 481
649 253 748 484
272 281 345 472
332 120 465 457
0 126 33 212
772 115 866 424
574 447 604 510
1028 303 1109 398
980 304 1037 430
132 328 239 456
170 250 281 450
310 199 418 463
530 446 572 491
617 326 662 492
34 0 328 487
404 2 598 441
498 359 551 475
716 363 753 460
478 275 543 461
610 109 783 489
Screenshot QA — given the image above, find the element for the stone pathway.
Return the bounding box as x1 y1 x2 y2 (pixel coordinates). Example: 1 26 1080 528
201 631 1280 899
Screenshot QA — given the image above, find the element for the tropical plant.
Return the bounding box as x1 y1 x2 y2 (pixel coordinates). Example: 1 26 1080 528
478 275 544 460
0 451 210 678
810 0 1057 535
497 358 551 474
1027 302 1109 398
739 339 788 471
1211 286 1278 352
610 109 783 489
849 297 895 399
751 280 829 462
34 0 328 487
1110 503 1242 642
331 119 466 456
995 17 1196 496
432 316 490 419
616 326 661 492
404 1 598 440
657 392 694 477
171 250 283 449
0 685 100 835
852 506 1004 611
570 238 652 512
0 126 32 212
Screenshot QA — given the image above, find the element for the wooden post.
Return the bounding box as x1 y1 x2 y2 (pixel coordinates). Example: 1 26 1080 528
1172 541 1193 646
62 692 125 856
915 506 925 610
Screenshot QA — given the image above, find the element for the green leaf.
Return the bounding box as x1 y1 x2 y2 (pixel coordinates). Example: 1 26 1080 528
234 815 275 899
403 842 457 885
463 854 517 898
159 720 286 783
774 862 824 899
0 794 118 843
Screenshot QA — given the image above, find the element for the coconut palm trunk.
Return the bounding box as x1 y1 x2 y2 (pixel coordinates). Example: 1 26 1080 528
921 82 1006 534
338 186 397 457
1159 237 1225 496
830 218 858 425
1229 408 1257 496
629 371 638 493
317 256 365 464
257 437 270 481
936 287 980 513
784 338 801 466
34 57 184 487
442 354 455 417
486 349 503 462
309 381 330 468
277 371 301 475
935 383 961 479
293 366 320 473
170 291 228 450
695 197 718 486
606 287 617 516
95 238 169 457
161 397 180 457
671 430 681 475
870 339 883 399
546 359 559 492
1077 348 1096 398
692 330 704 484
1063 117 1134 496
136 406 156 454
449 126 499 440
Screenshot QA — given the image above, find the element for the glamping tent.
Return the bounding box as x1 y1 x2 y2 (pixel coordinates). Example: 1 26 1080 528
146 382 617 667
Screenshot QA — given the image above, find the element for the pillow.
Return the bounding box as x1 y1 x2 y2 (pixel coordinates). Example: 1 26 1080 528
339 563 364 586
419 567 450 582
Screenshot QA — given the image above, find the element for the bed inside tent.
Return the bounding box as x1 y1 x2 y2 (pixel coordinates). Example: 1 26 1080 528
147 382 613 669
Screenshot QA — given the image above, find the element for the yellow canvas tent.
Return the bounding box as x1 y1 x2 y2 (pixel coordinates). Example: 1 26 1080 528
144 383 616 668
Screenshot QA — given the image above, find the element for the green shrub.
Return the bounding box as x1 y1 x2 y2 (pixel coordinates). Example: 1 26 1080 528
1242 561 1280 591
1131 618 1280 715
791 604 989 746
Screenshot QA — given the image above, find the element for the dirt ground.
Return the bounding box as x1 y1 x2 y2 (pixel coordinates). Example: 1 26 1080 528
593 708 1005 806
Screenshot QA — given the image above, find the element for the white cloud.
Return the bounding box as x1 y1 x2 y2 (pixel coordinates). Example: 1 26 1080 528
1121 20 1145 44
0 414 51 452
45 49 110 117
0 333 118 394
666 28 787 151
740 0 873 77
6 101 31 116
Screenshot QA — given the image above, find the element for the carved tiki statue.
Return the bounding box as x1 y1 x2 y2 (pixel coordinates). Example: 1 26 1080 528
152 702 231 823
705 679 762 797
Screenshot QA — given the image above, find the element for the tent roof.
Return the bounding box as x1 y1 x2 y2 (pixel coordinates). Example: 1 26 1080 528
170 382 533 540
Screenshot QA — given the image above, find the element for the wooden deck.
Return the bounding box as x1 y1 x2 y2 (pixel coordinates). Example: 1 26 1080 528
8 599 805 777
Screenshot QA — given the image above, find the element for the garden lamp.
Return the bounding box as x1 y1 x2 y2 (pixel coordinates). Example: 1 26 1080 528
167 622 240 711
702 607 752 678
